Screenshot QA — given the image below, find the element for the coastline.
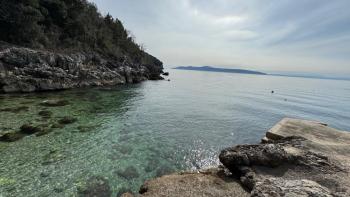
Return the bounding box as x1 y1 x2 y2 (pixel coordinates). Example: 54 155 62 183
0 45 164 93
125 118 350 196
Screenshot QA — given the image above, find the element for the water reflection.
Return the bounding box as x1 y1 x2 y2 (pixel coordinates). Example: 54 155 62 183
1 70 350 196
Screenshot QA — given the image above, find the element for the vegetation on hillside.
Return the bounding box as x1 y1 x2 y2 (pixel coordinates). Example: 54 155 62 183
0 0 162 66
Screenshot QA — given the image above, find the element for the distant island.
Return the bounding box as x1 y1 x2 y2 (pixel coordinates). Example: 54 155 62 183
174 66 267 75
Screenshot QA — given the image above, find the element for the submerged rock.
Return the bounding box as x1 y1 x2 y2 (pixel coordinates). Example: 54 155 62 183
58 116 77 125
116 166 140 179
144 159 160 173
38 110 53 118
42 150 66 165
114 145 133 155
77 176 111 197
155 165 175 177
77 125 95 133
19 124 42 134
40 100 69 107
0 106 29 113
35 127 53 137
0 131 25 142
1 123 53 141
51 123 65 129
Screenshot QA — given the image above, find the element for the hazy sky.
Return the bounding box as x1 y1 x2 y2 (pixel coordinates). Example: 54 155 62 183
90 0 350 75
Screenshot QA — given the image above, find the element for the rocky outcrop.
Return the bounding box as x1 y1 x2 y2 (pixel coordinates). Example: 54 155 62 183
220 118 350 196
138 168 249 197
129 118 350 197
0 46 163 93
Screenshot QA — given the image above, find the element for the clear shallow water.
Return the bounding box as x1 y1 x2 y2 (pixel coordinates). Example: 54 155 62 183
1 69 350 196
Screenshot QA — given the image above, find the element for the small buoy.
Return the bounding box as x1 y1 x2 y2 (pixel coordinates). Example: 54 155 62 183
167 79 171 82
271 90 274 94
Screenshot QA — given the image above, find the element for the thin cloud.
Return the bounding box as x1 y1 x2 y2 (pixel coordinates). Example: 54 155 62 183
90 0 350 75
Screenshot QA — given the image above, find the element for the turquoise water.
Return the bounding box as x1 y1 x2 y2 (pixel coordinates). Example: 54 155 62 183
1 69 350 196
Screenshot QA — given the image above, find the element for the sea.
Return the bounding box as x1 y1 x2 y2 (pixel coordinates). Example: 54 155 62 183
0 69 349 196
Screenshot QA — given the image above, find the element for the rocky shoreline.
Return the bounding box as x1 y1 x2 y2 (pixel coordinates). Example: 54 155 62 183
125 118 350 197
0 44 164 93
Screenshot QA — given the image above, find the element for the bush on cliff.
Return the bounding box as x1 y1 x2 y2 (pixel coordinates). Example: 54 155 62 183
0 0 162 66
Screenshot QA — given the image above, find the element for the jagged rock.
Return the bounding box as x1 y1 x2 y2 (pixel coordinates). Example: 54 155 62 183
0 46 163 93
220 144 289 170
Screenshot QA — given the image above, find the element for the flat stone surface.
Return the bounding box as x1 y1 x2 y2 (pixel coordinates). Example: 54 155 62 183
267 118 350 167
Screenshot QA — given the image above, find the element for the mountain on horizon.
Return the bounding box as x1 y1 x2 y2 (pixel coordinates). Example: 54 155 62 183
174 66 267 75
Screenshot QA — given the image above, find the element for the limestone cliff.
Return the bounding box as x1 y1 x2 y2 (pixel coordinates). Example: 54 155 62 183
0 45 163 93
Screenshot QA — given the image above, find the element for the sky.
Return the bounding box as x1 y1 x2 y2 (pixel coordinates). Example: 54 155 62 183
90 0 350 76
